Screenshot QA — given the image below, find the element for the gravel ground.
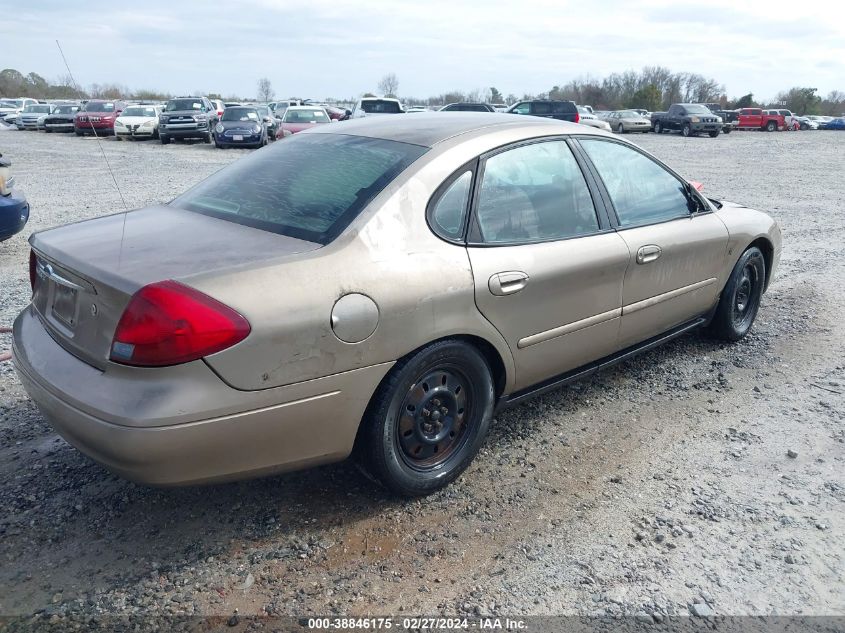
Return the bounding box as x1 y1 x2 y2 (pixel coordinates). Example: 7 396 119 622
0 126 843 628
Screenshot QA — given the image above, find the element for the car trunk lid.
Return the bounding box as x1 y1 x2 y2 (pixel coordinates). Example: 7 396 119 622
30 205 321 370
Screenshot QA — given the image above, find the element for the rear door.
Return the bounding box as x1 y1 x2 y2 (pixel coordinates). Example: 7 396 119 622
576 137 729 348
462 138 629 390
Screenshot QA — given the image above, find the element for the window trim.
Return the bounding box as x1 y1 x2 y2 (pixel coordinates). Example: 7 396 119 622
572 135 711 231
424 159 478 244
465 136 615 248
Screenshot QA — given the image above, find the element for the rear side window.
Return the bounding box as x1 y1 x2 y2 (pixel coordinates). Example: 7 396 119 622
532 102 552 115
580 139 690 227
428 170 473 240
172 134 427 244
552 102 575 114
475 141 599 243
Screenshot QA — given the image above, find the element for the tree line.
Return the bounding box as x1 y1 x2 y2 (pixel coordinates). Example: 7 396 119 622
3 66 844 116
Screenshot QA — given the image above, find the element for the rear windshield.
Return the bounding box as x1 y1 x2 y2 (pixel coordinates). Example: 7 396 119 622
25 105 53 113
360 100 402 114
284 108 329 123
171 134 428 244
85 101 115 112
166 99 204 112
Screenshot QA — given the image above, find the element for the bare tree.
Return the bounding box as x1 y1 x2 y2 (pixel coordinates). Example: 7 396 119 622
257 77 274 102
378 73 399 97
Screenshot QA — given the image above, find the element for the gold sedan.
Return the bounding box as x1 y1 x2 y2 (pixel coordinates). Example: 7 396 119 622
14 114 780 495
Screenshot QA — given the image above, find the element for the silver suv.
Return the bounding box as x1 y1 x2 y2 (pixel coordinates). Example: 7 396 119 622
159 96 218 144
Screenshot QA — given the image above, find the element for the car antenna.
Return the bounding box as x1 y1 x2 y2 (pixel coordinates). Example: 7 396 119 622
55 39 128 213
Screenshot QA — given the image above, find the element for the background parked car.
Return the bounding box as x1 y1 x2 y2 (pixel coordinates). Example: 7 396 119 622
794 116 818 130
651 104 721 137
42 103 81 133
737 108 785 131
322 104 351 120
438 103 496 112
74 100 127 136
351 97 404 118
159 96 217 144
705 106 738 133
405 106 429 113
821 117 845 130
115 104 163 140
255 105 280 139
605 109 651 133
276 105 332 138
0 152 29 242
16 103 55 130
506 99 580 122
576 106 611 132
491 103 509 112
213 105 268 148
210 99 225 119
0 98 37 125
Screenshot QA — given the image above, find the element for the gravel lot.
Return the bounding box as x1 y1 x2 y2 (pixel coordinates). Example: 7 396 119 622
0 126 843 628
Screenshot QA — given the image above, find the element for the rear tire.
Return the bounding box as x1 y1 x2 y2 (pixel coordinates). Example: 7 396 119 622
707 247 766 341
766 121 776 132
356 339 495 496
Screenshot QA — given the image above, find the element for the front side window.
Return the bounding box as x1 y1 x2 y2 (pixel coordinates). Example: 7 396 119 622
429 170 472 240
511 102 530 115
580 139 690 227
475 141 599 243
171 134 427 244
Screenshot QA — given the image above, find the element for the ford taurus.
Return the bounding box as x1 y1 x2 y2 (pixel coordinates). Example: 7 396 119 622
12 114 781 495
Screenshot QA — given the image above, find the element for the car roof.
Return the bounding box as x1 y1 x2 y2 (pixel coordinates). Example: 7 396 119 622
307 112 597 147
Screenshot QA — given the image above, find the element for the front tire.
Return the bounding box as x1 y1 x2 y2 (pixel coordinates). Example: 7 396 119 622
160 135 170 145
708 130 720 138
707 247 766 341
357 340 495 496
682 123 692 137
654 121 662 134
617 123 624 134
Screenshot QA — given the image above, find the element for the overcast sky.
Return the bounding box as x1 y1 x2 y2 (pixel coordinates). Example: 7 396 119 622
4 0 844 101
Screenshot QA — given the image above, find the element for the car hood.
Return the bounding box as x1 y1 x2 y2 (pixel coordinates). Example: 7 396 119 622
30 205 321 294
117 116 157 124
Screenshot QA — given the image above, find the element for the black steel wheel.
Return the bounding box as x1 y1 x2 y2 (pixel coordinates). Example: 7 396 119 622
357 339 495 496
707 246 766 341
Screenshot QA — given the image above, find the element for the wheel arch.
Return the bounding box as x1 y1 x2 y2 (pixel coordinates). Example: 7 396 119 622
747 236 775 291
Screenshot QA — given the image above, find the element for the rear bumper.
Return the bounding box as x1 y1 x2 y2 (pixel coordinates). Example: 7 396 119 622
0 189 29 241
12 307 393 485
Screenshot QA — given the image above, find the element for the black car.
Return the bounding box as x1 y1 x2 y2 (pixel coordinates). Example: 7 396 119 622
213 106 268 149
439 102 496 112
506 100 580 122
255 105 280 139
42 103 81 133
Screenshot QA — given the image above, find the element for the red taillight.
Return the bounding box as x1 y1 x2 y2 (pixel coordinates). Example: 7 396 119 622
110 280 250 367
574 112 580 123
29 250 37 291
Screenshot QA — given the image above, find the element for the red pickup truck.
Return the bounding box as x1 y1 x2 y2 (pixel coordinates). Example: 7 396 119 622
736 108 785 132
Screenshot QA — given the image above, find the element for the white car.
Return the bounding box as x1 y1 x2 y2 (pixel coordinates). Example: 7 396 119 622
114 104 163 140
577 106 612 132
0 98 38 125
351 97 404 118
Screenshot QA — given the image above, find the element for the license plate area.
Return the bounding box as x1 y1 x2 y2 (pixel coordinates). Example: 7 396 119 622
233 135 243 141
51 283 79 328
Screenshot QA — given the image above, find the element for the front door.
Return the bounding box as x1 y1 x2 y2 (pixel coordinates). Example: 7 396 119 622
465 139 629 391
577 137 730 348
